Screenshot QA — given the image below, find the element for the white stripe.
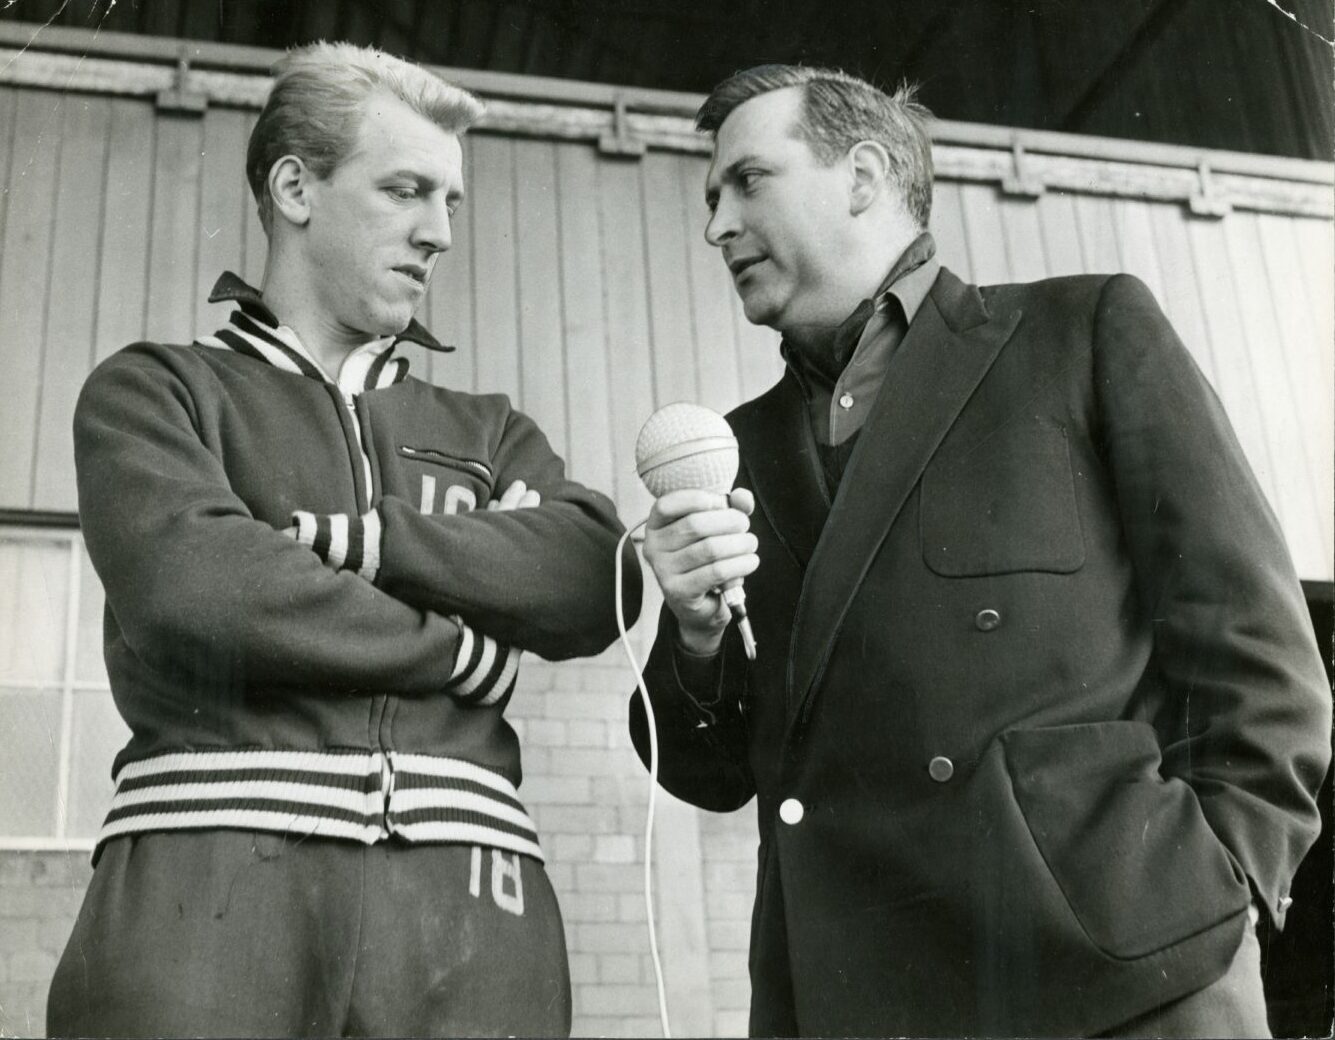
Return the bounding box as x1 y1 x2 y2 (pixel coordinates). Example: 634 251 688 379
390 753 522 796
449 624 475 682
359 510 382 581
115 749 384 782
475 650 520 707
419 474 437 514
390 789 537 831
227 326 308 376
295 511 318 549
391 821 543 862
98 809 386 846
108 779 382 815
454 637 498 698
327 513 349 569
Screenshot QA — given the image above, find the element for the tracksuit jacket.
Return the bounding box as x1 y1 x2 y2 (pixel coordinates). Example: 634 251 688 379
74 272 640 863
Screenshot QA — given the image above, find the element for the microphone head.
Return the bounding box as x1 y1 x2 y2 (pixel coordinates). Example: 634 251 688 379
635 402 739 497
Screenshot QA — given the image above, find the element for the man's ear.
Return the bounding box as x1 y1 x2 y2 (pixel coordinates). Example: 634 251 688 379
268 155 313 228
848 140 891 216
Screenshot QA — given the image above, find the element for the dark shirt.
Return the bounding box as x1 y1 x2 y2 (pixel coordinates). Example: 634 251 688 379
782 232 940 494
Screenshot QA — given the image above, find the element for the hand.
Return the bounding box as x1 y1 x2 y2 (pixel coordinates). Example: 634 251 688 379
487 479 541 511
642 488 758 655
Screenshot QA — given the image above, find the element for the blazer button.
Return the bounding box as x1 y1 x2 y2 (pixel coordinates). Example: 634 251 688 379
974 608 1002 632
928 756 955 782
779 798 805 825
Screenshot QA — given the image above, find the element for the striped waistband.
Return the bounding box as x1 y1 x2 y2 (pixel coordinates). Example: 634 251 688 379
96 749 543 863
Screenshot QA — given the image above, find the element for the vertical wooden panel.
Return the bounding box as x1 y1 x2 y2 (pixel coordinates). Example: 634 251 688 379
0 89 16 254
930 182 974 281
997 196 1048 283
194 108 250 340
470 135 520 399
958 183 1010 285
555 145 614 496
145 113 204 343
1147 209 1217 381
1111 199 1165 303
514 139 569 460
417 131 476 390
1035 191 1085 277
0 90 62 509
1225 212 1319 558
597 159 657 523
1292 217 1335 362
1185 217 1281 513
731 284 783 404
1072 195 1122 273
32 97 112 512
94 98 155 365
642 152 700 407
677 154 745 417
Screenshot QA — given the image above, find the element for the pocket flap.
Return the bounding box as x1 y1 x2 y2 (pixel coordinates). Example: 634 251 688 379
1003 721 1248 959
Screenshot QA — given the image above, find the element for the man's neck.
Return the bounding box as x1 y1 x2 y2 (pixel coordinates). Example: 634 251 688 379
259 264 371 378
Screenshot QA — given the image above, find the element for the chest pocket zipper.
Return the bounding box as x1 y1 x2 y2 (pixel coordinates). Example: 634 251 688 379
397 445 495 488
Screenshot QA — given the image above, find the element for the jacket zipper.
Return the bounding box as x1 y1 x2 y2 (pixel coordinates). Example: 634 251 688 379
397 445 494 484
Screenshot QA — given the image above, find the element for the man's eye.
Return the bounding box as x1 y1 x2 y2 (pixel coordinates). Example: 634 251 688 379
386 186 416 201
738 170 763 191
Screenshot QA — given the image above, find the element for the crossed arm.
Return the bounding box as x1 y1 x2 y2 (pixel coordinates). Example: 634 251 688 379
75 348 639 701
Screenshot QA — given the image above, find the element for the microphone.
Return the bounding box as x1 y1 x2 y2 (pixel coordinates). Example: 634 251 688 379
635 402 757 660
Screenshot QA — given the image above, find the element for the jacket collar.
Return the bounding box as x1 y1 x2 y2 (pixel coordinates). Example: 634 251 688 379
207 271 454 353
736 266 1023 722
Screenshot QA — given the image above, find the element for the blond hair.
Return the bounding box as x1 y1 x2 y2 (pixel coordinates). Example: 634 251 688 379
247 42 484 232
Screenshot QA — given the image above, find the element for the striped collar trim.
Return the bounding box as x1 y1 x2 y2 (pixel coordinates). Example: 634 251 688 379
207 270 452 353
95 748 543 864
198 301 411 394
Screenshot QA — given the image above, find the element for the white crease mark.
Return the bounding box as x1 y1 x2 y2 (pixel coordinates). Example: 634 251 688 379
0 0 73 77
1257 0 1335 47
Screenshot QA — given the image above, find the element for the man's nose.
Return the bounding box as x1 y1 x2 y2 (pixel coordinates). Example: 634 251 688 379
704 199 739 248
414 196 453 254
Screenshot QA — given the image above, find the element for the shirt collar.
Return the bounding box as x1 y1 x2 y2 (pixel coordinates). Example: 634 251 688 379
206 271 454 353
782 231 939 387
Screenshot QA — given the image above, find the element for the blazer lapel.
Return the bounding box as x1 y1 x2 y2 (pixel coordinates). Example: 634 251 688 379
788 269 1023 723
729 372 829 571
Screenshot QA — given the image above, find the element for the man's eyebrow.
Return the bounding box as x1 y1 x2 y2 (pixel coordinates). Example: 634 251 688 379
704 154 766 204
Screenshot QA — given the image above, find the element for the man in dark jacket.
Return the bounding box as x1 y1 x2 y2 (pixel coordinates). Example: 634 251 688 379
49 42 638 1038
631 64 1329 1037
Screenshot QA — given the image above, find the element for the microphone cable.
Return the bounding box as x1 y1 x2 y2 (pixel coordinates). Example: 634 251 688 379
614 517 673 1038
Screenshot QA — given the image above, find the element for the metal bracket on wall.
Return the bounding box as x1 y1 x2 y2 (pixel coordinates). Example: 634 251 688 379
155 55 208 114
1188 159 1232 218
1001 141 1046 197
598 94 646 158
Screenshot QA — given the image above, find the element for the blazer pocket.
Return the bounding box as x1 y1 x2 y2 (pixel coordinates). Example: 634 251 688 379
1001 720 1249 959
920 421 1084 576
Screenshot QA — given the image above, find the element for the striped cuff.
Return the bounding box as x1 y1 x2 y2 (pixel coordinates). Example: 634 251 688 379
291 509 382 582
447 618 521 707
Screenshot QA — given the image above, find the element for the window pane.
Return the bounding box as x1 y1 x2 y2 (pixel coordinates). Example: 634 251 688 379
75 546 108 685
67 690 129 837
0 535 70 684
0 689 62 835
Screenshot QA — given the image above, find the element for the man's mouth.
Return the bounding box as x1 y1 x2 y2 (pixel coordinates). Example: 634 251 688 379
393 264 428 289
727 255 765 278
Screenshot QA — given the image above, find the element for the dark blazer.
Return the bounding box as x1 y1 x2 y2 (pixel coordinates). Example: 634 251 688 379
631 268 1330 1037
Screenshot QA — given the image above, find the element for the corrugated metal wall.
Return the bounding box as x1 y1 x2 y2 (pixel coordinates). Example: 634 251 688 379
1 84 1330 579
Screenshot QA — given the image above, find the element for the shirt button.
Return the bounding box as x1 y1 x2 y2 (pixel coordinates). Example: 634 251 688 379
779 798 805 825
1279 895 1294 913
928 756 955 783
838 392 854 409
974 608 1002 632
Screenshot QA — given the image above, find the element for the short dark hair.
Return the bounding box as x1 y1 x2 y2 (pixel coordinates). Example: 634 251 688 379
247 42 484 234
696 64 934 228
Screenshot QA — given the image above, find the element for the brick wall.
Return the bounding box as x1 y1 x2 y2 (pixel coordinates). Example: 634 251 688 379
0 652 759 1038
